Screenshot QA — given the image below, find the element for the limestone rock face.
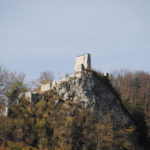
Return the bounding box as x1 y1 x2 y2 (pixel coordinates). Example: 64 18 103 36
74 53 91 72
53 70 133 127
41 83 51 92
28 53 133 127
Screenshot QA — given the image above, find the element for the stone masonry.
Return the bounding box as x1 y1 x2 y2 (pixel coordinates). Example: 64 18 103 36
25 91 39 103
40 54 91 92
25 53 110 102
74 53 91 72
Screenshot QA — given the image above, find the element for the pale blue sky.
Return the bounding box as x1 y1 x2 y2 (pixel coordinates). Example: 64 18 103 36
0 0 150 80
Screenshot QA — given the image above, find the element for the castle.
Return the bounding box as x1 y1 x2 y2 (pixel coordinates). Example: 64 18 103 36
25 53 92 102
40 53 91 91
0 53 109 115
74 53 91 72
24 53 109 103
0 53 109 116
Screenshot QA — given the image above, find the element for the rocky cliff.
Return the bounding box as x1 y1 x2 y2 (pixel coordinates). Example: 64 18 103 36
25 53 134 128
52 70 133 127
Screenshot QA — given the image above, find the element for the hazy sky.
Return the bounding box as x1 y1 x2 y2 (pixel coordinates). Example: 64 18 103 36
0 0 150 80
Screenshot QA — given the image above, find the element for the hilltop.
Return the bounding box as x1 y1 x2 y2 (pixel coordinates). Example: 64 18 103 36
0 54 148 150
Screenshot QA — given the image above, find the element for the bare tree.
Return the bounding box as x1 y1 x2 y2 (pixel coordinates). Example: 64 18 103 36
31 71 54 91
111 69 150 113
0 65 27 109
0 65 9 97
39 71 54 84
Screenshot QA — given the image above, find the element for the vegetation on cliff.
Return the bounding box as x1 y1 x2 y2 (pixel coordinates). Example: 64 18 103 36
0 65 150 150
0 90 141 150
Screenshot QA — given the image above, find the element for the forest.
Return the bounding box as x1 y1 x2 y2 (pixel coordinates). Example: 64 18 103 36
0 65 150 150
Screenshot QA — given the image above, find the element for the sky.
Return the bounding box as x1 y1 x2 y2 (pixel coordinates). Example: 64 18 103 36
0 0 150 80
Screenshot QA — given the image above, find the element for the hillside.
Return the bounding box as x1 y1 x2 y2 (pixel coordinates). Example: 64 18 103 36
0 54 149 149
52 70 134 128
0 70 144 150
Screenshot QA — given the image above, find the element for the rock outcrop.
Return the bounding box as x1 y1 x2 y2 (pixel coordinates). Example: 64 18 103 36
24 53 133 127
41 83 51 92
52 70 133 127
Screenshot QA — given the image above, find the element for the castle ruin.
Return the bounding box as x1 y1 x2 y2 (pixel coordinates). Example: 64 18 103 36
74 53 91 72
24 53 109 102
40 53 91 92
0 53 110 116
25 91 39 103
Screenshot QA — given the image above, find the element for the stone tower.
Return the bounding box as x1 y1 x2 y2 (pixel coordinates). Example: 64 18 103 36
74 53 91 72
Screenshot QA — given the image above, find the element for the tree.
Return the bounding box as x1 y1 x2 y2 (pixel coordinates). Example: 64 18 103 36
0 65 27 112
110 69 150 149
0 65 9 108
6 80 27 107
96 115 114 150
32 71 54 91
39 71 54 84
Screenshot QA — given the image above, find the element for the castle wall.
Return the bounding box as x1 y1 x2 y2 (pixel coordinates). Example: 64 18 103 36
25 91 39 103
25 91 32 102
74 53 91 72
